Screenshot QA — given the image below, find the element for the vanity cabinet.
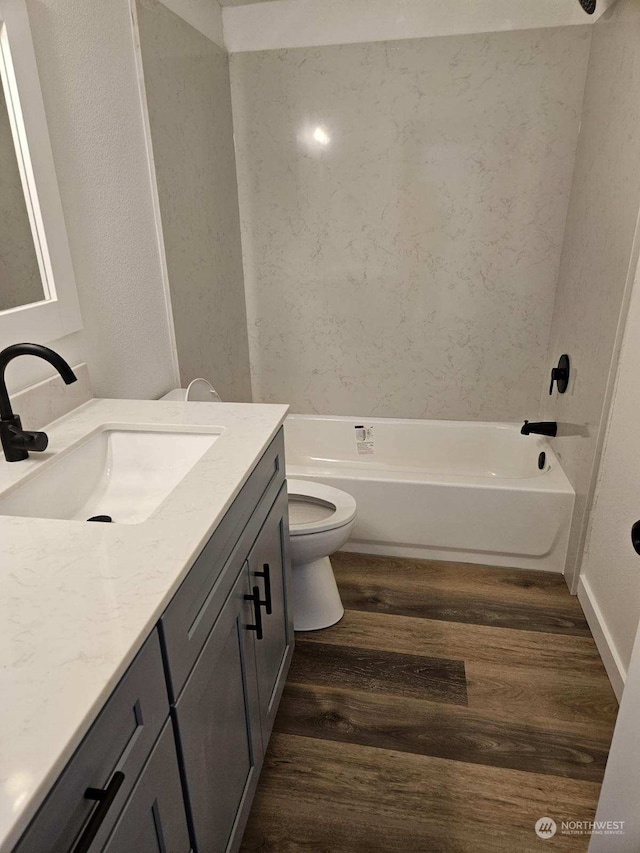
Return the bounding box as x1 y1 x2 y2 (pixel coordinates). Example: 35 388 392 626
166 431 293 853
247 483 293 743
13 632 174 853
173 565 263 853
102 722 191 853
160 429 287 701
13 429 293 853
173 482 293 853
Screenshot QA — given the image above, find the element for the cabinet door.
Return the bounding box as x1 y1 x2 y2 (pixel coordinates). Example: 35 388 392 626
103 721 192 853
14 632 169 853
174 565 262 853
161 430 286 700
248 483 294 742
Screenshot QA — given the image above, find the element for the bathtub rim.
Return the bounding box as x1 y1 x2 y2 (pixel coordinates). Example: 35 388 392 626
285 413 573 495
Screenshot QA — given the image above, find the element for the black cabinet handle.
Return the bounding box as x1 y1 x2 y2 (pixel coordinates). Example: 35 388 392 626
256 563 272 615
245 586 263 640
72 771 125 853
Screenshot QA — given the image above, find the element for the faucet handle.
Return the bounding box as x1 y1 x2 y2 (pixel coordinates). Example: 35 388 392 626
22 430 48 452
6 424 48 453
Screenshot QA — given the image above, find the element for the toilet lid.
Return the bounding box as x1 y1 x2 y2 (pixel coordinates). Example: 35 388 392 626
287 479 356 536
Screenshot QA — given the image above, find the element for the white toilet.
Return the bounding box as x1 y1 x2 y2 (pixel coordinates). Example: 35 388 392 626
287 479 357 631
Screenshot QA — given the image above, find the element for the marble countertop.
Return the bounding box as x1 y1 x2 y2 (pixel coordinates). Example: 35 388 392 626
0 399 288 852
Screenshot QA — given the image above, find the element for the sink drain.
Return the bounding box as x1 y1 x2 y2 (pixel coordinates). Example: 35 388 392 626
87 515 113 523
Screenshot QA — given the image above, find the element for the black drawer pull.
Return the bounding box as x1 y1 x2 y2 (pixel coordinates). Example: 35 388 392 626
256 563 272 615
245 586 263 640
72 771 125 853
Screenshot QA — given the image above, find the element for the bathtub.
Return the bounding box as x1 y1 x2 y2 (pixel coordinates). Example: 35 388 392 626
284 415 575 574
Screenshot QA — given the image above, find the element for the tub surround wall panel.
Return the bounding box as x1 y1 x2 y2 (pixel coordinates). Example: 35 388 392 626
231 28 591 420
160 0 224 46
137 0 252 403
540 0 640 595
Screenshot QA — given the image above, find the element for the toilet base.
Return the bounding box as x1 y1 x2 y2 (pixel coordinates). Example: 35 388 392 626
292 555 344 631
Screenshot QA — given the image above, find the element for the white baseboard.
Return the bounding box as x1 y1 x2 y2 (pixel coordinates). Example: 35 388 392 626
578 576 626 702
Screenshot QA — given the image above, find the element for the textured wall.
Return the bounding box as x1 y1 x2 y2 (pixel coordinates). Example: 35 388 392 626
580 261 640 677
0 86 43 312
160 0 224 46
541 0 640 595
569 0 640 676
231 28 590 418
137 0 252 402
24 0 178 399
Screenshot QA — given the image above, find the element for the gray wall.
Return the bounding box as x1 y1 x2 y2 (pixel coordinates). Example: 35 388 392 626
541 0 640 592
137 0 252 402
23 0 178 399
231 28 591 419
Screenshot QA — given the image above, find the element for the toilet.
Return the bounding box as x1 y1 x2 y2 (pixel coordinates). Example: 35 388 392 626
160 382 356 630
287 479 357 631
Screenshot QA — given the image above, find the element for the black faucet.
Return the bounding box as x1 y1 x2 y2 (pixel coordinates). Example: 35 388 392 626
521 420 557 438
0 343 77 462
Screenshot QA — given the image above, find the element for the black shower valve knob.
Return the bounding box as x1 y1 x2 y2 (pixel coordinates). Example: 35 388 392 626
578 0 596 14
549 354 570 396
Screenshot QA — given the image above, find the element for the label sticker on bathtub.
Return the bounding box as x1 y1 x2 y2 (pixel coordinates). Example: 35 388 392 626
354 425 374 455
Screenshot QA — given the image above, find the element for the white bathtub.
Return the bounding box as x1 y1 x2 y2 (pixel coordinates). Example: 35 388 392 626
284 415 575 574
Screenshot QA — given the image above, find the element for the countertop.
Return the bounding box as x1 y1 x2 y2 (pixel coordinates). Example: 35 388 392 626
0 399 288 852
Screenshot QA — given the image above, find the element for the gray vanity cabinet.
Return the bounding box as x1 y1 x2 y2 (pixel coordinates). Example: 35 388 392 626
248 483 293 743
166 436 293 853
12 632 175 853
102 722 192 853
12 430 292 853
173 563 263 853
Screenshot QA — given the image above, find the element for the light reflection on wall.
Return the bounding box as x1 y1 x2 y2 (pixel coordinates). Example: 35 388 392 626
298 123 331 155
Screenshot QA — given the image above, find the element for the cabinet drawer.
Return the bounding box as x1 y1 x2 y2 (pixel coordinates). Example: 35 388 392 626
161 429 285 699
15 631 168 853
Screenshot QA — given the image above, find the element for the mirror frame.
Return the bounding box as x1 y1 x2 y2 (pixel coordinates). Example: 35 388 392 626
0 0 82 345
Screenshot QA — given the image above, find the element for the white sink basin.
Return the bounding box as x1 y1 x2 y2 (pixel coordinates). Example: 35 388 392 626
0 426 222 524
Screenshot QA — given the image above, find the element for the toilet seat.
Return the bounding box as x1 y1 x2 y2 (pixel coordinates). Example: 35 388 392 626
287 479 356 537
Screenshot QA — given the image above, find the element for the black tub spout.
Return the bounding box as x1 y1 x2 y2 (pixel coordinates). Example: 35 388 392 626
521 420 558 438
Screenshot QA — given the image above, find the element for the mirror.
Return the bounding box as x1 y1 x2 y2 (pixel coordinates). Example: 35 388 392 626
0 82 46 312
0 0 81 345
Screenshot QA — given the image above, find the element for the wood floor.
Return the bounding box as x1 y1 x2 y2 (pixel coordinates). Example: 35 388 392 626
241 553 619 852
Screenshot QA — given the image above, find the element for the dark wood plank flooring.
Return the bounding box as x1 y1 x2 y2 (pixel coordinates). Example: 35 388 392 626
241 553 618 852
